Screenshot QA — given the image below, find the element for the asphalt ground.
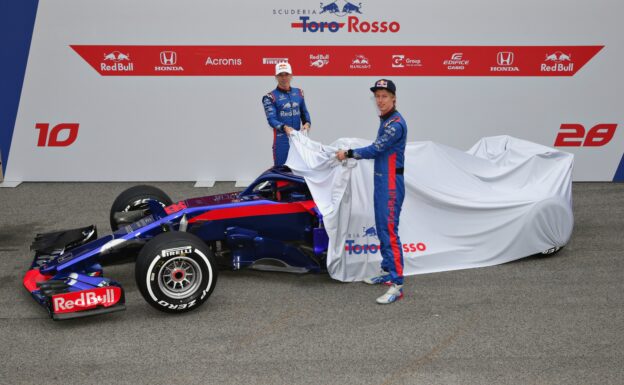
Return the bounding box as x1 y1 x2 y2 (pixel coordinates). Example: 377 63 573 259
0 182 622 385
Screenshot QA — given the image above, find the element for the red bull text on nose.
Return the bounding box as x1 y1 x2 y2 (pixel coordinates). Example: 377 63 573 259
297 16 400 33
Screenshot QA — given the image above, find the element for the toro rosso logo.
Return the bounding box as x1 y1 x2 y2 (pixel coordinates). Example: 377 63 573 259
344 240 427 255
344 226 426 255
292 1 400 33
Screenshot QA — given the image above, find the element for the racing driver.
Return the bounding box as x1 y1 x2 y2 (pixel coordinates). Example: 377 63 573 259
262 62 312 166
336 79 408 304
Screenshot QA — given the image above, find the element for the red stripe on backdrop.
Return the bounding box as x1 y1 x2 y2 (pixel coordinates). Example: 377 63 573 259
70 45 604 77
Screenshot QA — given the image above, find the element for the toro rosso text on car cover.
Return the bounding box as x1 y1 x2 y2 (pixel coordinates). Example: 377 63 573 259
23 167 328 320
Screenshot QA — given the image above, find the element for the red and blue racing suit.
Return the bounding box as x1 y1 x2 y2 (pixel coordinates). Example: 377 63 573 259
352 109 407 285
262 87 311 166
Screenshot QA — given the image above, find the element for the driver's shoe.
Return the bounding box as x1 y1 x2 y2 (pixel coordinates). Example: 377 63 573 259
376 284 404 304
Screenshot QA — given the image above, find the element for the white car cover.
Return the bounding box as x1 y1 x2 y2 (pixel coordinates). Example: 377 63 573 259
286 132 574 282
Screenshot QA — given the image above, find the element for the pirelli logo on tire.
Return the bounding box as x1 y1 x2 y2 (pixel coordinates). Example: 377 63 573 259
162 246 193 258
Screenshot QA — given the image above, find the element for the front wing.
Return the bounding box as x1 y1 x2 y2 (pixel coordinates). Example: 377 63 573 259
23 226 126 320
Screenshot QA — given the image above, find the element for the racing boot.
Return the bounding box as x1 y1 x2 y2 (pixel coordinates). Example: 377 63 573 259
376 284 404 304
363 270 392 285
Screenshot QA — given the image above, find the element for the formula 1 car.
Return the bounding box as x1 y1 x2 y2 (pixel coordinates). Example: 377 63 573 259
23 167 329 320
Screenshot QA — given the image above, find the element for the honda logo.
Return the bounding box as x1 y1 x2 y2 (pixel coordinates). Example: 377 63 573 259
497 52 514 66
160 51 177 66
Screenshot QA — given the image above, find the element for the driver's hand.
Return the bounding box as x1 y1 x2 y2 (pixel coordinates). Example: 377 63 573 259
302 123 311 132
336 150 348 161
283 125 294 135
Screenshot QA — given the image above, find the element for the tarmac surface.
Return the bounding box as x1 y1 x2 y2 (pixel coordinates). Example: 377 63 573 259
0 182 622 385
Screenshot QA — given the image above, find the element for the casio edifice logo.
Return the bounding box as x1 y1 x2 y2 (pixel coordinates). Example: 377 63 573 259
444 52 469 70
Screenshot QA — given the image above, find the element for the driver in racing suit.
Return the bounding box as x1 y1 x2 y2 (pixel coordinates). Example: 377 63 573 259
336 79 407 304
262 62 312 166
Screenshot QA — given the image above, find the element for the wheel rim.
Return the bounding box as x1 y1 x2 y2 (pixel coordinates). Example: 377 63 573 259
123 198 152 213
123 198 167 214
157 256 203 299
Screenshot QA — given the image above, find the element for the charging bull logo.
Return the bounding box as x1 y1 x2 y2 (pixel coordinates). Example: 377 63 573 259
103 51 130 62
545 51 571 62
320 2 340 14
342 2 363 14
320 1 362 15
363 226 377 237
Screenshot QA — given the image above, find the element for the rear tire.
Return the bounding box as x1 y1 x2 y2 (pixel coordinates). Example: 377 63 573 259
540 246 564 257
110 185 173 231
135 232 218 314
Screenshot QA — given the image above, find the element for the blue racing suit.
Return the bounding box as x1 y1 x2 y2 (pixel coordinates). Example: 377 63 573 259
262 87 311 166
352 109 407 285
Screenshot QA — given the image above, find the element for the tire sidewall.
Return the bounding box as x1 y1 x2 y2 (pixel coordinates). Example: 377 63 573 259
136 232 217 313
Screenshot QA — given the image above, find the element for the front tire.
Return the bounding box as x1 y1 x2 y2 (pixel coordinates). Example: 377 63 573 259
135 232 218 313
110 185 173 231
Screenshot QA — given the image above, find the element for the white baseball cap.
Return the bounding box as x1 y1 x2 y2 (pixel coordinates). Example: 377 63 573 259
275 62 292 75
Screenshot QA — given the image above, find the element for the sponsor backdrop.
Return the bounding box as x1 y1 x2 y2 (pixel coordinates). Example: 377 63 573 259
2 0 623 182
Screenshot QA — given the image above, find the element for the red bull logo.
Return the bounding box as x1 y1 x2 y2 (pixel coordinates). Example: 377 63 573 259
101 51 134 72
52 287 120 313
310 54 330 68
541 51 574 72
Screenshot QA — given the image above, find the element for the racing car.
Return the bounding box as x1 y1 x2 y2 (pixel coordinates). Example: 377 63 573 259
23 166 329 320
